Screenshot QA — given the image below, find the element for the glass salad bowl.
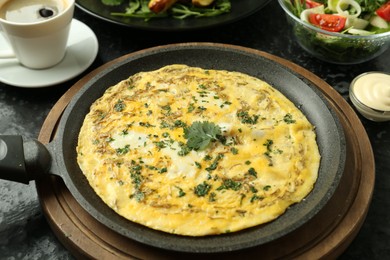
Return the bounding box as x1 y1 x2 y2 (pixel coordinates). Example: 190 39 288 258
278 0 390 64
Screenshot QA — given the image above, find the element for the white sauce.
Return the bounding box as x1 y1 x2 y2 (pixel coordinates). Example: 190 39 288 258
353 72 390 111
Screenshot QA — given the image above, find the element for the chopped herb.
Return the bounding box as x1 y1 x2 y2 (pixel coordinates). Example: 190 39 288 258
121 129 129 135
131 190 145 202
263 185 271 191
97 111 107 120
187 103 195 113
131 164 142 173
177 142 191 156
160 120 186 130
106 137 115 143
237 110 259 124
263 139 282 166
194 181 211 197
197 106 207 111
158 167 167 174
160 121 171 129
263 139 273 153
116 145 130 155
130 172 142 188
114 99 126 112
230 147 239 154
175 186 186 197
129 162 145 202
139 122 154 127
198 90 208 97
250 195 264 203
217 179 242 191
283 113 296 124
250 186 258 193
161 105 171 113
154 141 166 149
204 155 213 161
147 165 157 170
209 192 217 202
205 154 224 172
248 167 258 178
174 120 186 128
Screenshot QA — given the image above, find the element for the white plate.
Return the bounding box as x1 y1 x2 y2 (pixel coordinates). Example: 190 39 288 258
0 19 98 88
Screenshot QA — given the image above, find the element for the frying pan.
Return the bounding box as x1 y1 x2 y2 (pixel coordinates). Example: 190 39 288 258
0 43 346 253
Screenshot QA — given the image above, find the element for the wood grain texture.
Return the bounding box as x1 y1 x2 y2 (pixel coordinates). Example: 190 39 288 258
36 43 375 259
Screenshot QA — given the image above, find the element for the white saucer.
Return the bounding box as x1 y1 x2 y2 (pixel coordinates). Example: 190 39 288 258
0 19 98 88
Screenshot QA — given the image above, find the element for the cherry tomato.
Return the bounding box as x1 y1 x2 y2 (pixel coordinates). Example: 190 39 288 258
376 2 390 22
309 13 347 32
305 0 323 9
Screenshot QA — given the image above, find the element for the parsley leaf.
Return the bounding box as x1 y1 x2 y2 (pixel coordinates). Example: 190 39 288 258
184 121 222 151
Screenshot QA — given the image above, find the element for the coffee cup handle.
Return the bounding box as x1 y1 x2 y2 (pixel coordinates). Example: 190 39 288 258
0 49 15 58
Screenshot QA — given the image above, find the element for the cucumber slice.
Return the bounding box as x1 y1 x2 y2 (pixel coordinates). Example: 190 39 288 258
348 28 374 35
346 17 369 29
370 15 389 29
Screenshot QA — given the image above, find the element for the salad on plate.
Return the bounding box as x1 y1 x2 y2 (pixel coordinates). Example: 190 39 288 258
101 0 231 20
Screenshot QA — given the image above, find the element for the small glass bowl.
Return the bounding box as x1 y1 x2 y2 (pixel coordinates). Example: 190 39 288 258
278 0 390 64
349 72 390 122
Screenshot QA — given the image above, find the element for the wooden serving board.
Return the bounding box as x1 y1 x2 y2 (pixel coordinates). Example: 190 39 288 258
36 45 375 259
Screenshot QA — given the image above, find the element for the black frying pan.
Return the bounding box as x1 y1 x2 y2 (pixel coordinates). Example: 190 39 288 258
0 43 346 253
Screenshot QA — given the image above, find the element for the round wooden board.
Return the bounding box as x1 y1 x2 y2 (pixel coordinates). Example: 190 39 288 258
36 44 375 260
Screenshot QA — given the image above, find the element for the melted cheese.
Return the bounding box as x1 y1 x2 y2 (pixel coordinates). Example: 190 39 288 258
77 65 320 236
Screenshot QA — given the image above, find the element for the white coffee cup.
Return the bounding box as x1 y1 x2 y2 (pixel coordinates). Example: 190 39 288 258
0 0 75 69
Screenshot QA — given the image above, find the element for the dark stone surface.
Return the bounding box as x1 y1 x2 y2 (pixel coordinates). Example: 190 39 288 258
0 1 389 259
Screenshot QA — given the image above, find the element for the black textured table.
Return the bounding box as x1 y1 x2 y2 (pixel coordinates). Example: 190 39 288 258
1 1 389 259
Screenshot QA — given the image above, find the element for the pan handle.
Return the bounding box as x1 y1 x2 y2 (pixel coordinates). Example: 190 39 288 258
0 135 51 184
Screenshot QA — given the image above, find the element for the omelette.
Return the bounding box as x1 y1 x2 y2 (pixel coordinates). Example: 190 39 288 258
76 64 320 236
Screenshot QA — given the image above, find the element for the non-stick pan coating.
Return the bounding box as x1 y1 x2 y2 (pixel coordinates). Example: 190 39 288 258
52 43 345 253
